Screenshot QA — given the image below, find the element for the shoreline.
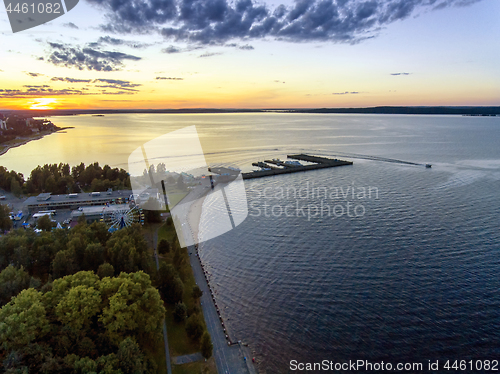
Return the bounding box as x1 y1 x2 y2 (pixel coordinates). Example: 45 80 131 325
0 127 74 157
2 106 500 117
184 187 258 372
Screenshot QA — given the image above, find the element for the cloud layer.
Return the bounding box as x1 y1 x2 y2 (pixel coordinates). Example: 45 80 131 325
47 42 141 71
86 0 483 44
0 78 142 98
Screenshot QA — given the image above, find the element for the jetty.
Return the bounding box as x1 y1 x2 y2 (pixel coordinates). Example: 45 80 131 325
242 154 353 180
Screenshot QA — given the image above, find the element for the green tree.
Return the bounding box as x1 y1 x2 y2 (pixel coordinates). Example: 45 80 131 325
143 197 162 223
117 337 145 374
77 214 87 225
44 271 100 310
176 175 185 190
0 288 50 351
31 232 59 277
83 242 105 271
52 248 78 279
0 203 13 232
97 263 115 279
0 265 31 306
200 331 213 359
88 221 111 246
78 336 97 358
172 246 185 270
166 175 175 185
95 354 121 374
37 215 53 232
44 175 56 193
192 285 203 300
55 285 102 331
10 178 22 197
157 239 170 255
105 225 153 275
158 262 184 303
99 272 165 343
173 302 187 323
171 276 184 303
185 314 204 342
73 356 98 373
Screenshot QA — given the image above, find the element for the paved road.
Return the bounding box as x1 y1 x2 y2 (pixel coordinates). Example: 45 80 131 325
166 183 258 374
172 352 204 365
188 244 256 374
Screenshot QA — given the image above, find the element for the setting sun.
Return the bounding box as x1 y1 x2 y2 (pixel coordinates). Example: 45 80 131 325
28 98 58 110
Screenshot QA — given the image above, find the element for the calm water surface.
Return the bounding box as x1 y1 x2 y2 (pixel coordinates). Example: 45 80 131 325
2 114 500 372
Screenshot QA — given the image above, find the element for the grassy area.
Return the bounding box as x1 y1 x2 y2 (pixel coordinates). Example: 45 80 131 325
158 221 178 244
144 335 168 374
151 221 216 374
172 359 217 374
168 192 188 208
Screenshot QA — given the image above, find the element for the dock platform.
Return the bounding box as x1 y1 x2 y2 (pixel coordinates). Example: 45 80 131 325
242 154 352 179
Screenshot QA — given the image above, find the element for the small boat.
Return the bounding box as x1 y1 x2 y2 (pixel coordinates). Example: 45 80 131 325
425 164 432 168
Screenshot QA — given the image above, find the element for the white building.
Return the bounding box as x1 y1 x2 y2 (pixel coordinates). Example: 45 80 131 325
0 119 7 130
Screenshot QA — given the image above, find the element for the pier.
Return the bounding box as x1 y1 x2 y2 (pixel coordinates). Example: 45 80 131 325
242 154 353 179
251 161 281 170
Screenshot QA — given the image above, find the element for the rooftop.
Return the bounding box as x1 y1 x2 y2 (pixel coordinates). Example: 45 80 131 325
71 204 132 217
24 190 132 207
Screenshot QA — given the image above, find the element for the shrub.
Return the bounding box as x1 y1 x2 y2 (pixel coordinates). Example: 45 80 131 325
173 302 187 323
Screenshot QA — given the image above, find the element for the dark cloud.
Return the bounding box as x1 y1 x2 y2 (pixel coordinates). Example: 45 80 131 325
199 52 223 58
156 77 184 80
95 85 139 91
99 91 137 95
92 79 142 91
64 22 79 29
225 43 254 50
86 0 484 44
433 0 482 10
162 45 181 53
90 36 152 49
0 88 89 98
333 91 359 95
0 88 135 97
25 72 42 77
161 45 204 53
0 79 141 97
51 77 93 83
23 85 51 88
92 78 141 87
390 72 411 75
46 42 141 71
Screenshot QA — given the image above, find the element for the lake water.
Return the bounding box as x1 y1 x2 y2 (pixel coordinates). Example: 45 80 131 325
2 113 500 372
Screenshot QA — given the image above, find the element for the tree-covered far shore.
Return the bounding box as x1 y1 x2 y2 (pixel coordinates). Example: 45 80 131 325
0 162 131 196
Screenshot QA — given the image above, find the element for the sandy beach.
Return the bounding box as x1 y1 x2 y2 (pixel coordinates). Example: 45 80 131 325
186 193 205 246
169 183 210 247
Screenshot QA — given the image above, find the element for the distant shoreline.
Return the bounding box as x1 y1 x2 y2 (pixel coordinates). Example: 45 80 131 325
1 106 500 117
0 127 74 157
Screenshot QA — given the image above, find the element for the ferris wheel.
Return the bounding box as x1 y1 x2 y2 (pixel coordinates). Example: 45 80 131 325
100 204 144 232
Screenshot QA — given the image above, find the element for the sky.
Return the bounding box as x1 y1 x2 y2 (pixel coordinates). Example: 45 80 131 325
0 0 499 110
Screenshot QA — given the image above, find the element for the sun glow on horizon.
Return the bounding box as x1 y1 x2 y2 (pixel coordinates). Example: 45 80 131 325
28 98 59 110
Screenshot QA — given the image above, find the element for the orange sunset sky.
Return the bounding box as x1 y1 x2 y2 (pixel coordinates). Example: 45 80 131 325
0 0 499 110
